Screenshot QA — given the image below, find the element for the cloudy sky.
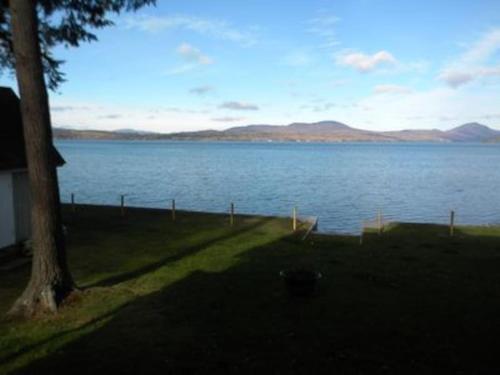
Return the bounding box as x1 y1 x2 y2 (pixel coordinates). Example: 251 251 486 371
2 0 500 132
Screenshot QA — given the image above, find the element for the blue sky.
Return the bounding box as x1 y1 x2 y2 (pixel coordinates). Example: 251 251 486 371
2 0 500 132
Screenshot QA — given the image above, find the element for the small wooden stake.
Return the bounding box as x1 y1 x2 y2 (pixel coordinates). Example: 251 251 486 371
292 206 297 232
71 193 75 213
377 210 382 236
450 210 455 237
230 202 234 226
172 199 176 221
120 195 125 217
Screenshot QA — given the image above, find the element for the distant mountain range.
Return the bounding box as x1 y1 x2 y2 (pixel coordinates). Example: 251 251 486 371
53 121 500 143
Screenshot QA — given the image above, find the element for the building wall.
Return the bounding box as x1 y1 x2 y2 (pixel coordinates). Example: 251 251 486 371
0 172 16 249
12 170 31 242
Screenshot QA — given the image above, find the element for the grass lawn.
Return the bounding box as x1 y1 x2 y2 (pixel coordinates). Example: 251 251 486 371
1 205 500 374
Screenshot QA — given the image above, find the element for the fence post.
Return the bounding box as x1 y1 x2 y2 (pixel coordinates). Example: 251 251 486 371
171 199 176 221
292 206 297 232
71 193 75 213
450 210 455 237
229 202 235 226
377 210 382 236
120 195 125 217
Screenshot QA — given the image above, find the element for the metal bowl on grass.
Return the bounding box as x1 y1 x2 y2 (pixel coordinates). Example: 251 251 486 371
280 269 322 297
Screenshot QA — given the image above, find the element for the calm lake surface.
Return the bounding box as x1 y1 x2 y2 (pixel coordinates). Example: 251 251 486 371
56 140 500 233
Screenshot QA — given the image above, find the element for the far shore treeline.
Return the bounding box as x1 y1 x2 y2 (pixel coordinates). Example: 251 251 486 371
53 121 500 143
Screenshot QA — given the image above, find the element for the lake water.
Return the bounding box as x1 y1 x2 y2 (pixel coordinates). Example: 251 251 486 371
55 140 500 234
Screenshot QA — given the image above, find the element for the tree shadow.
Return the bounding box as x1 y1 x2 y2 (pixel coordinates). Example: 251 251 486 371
8 222 500 374
0 206 297 370
84 216 276 288
0 302 130 367
9 234 316 374
0 205 285 313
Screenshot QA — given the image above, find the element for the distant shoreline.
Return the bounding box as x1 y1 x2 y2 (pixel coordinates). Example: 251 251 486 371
53 121 500 143
54 138 500 145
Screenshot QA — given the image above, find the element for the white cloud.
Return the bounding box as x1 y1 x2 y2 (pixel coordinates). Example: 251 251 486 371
218 101 259 111
164 64 198 76
189 85 214 95
373 84 413 95
49 99 218 133
438 28 500 88
165 43 213 76
336 50 397 72
125 15 257 46
439 66 500 88
177 43 213 65
461 29 500 65
49 86 500 134
481 66 500 77
212 116 246 122
51 105 90 112
438 70 474 88
301 102 336 112
98 114 122 119
346 87 500 131
307 13 340 48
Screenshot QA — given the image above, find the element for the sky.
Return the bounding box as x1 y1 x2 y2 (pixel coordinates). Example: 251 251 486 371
2 0 500 133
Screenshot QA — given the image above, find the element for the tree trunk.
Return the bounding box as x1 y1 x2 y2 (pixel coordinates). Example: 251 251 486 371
8 0 75 318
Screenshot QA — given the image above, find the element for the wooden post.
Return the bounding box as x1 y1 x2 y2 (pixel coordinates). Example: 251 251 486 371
360 224 363 245
171 199 176 221
377 210 382 236
450 210 455 237
71 193 75 213
120 195 125 217
292 206 297 232
230 202 234 226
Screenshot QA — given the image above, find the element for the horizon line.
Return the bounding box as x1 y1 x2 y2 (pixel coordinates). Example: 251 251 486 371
54 120 500 135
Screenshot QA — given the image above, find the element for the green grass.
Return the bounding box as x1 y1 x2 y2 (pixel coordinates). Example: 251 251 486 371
1 206 500 374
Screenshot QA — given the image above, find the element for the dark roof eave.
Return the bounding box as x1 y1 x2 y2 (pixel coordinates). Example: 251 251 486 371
53 148 66 167
0 86 66 170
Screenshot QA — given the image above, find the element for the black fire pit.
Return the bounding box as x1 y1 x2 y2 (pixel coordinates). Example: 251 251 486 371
280 269 322 297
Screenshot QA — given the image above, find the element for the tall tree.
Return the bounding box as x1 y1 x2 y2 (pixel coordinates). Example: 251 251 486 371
1 0 154 317
8 0 73 317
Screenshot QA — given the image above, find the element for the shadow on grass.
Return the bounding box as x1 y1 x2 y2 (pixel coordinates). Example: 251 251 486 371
85 216 276 288
363 222 500 251
0 301 131 367
0 206 291 372
7 219 500 374
10 234 315 374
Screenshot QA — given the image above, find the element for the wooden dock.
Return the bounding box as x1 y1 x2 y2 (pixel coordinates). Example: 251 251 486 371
301 216 319 240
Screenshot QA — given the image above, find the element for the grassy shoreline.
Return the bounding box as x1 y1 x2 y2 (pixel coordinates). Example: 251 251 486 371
1 205 500 374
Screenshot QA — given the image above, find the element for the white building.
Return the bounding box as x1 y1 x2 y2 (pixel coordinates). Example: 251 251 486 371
0 87 65 251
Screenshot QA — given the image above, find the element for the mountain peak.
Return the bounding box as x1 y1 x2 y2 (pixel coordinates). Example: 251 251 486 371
288 120 351 128
286 121 354 134
446 123 499 142
451 122 489 131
